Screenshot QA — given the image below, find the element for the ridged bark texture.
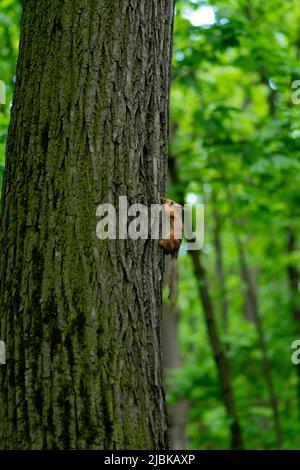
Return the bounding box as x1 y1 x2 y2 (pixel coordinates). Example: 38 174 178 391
0 0 175 450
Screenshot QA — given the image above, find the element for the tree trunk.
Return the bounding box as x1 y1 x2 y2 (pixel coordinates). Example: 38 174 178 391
0 0 175 450
162 257 188 450
211 195 229 331
163 301 188 450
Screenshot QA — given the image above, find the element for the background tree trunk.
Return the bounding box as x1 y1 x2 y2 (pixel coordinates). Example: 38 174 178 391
0 0 175 450
211 195 229 331
223 180 282 449
234 233 282 448
163 301 188 450
168 155 244 450
162 257 188 450
189 251 244 450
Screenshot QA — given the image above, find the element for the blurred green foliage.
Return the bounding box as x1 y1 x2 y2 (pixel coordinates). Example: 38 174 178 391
167 0 300 450
1 0 300 450
0 0 20 190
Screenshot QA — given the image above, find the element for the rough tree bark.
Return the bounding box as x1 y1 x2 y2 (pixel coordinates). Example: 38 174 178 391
0 0 175 450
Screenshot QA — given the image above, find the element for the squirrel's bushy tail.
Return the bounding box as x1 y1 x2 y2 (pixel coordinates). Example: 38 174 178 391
164 255 179 304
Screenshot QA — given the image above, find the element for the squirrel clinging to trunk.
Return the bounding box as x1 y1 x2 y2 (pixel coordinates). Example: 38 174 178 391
159 197 183 257
159 197 183 302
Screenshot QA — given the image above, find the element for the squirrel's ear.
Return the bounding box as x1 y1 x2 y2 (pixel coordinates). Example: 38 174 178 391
161 197 167 203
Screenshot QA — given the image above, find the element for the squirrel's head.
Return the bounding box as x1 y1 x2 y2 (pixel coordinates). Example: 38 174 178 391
161 197 182 210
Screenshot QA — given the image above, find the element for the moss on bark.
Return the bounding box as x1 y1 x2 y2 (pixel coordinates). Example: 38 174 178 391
0 0 175 450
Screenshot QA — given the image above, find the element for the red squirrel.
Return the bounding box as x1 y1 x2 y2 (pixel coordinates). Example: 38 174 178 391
159 198 183 302
159 197 183 257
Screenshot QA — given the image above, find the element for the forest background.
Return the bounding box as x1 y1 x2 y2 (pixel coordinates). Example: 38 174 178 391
1 0 300 450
